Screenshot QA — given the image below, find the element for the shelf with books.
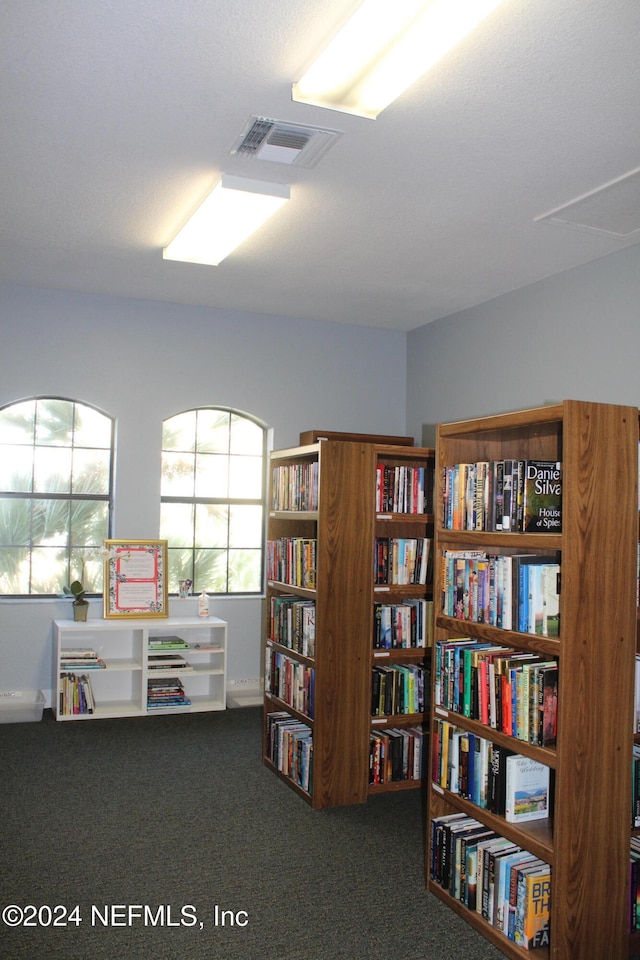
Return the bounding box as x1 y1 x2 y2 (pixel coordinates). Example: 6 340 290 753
369 446 434 796
147 623 227 713
264 439 371 808
263 437 434 808
53 616 227 720
427 401 638 960
433 637 558 750
429 812 552 952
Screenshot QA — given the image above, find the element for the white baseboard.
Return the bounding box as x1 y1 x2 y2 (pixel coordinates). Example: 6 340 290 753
226 680 262 708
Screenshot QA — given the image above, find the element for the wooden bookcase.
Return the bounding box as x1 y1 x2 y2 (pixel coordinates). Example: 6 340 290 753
631 412 640 959
263 437 434 809
426 400 637 960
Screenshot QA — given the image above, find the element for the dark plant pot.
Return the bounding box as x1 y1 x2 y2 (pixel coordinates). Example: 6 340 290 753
73 603 89 622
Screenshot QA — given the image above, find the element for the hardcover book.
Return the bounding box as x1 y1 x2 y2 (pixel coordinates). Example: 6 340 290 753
516 863 551 949
504 754 551 823
521 461 562 533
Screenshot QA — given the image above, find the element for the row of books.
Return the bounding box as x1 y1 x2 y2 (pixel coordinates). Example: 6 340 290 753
147 677 191 709
441 550 560 637
432 718 552 824
59 672 95 715
265 711 313 794
372 663 427 717
430 812 551 950
434 638 558 747
374 537 430 586
369 725 423 784
267 596 315 658
267 538 317 589
60 647 105 670
373 599 433 649
375 463 433 515
441 459 562 533
630 837 640 931
271 461 319 512
265 648 314 718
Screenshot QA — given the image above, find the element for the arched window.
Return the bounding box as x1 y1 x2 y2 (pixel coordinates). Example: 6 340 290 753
0 397 114 596
160 408 266 595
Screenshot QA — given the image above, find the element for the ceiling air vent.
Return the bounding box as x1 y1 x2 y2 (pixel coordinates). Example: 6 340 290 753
230 116 342 168
535 166 640 240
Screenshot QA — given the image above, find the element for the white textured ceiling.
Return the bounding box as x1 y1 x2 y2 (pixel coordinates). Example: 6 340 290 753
1 0 640 331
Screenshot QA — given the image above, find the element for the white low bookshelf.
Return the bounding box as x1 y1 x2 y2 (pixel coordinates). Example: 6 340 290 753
53 616 227 720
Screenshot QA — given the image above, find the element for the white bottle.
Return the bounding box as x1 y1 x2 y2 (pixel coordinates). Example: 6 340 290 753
198 591 209 618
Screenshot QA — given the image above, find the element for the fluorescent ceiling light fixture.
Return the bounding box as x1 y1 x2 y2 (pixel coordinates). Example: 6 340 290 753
292 0 503 119
163 175 290 266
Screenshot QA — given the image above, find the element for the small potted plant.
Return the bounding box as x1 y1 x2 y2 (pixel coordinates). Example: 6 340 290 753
64 580 90 621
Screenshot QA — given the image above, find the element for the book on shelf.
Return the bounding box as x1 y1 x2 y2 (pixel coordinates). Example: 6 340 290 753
457 825 497 907
635 654 640 733
148 635 190 650
481 837 520 923
631 744 640 829
537 663 558 747
514 861 552 949
521 461 562 533
629 838 640 930
494 848 529 933
512 555 560 635
504 754 550 823
147 653 193 670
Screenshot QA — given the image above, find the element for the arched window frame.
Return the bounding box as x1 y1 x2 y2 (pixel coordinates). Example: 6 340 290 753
0 396 115 597
160 407 267 596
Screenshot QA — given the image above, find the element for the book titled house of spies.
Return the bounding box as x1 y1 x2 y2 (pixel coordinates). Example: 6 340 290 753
521 461 562 533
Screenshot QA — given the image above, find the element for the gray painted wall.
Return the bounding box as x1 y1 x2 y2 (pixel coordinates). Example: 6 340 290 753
0 283 408 702
406 244 640 443
5 239 640 706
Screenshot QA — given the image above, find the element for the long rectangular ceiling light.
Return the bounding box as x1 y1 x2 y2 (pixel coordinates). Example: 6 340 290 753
292 0 504 119
163 175 290 266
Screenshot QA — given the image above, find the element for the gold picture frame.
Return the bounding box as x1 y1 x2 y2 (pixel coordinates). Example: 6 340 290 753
103 539 169 619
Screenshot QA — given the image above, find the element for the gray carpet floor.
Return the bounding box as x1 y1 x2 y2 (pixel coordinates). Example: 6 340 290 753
0 707 505 960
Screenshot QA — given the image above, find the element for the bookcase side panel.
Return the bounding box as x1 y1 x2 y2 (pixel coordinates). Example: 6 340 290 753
552 400 637 960
313 441 374 807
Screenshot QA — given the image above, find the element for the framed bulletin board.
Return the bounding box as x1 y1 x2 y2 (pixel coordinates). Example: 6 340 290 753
103 540 169 619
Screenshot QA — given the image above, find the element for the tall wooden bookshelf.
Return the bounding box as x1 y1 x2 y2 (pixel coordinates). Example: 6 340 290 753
426 400 637 960
263 436 434 809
